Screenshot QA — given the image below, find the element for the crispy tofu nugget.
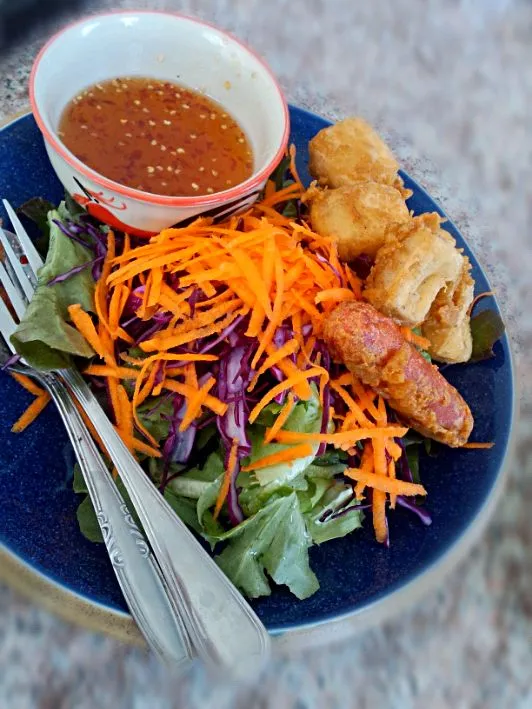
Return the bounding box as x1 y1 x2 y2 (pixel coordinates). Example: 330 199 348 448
306 182 410 261
323 301 473 447
364 213 463 327
422 257 475 364
309 117 401 188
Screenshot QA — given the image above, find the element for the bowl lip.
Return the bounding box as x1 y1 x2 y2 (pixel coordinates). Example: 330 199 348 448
29 10 290 209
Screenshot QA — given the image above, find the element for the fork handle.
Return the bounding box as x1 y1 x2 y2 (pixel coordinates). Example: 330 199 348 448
40 373 193 667
62 368 270 679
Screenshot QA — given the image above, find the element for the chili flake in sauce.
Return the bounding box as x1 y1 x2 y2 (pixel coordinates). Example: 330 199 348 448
58 77 254 197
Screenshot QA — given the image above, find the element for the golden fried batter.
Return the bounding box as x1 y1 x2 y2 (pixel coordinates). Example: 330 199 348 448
323 301 473 447
306 182 411 261
308 117 401 188
422 257 474 364
363 213 463 327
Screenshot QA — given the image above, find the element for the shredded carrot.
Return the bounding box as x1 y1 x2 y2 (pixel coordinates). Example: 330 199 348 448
345 468 426 496
314 288 356 305
354 442 374 500
269 426 409 447
213 438 239 520
288 144 303 189
241 443 314 472
68 304 106 358
372 490 388 544
84 365 141 379
178 377 216 432
248 366 324 424
161 379 227 415
400 327 431 351
10 372 47 398
247 339 300 392
461 442 495 449
330 380 373 427
264 393 296 444
11 392 51 433
388 459 397 509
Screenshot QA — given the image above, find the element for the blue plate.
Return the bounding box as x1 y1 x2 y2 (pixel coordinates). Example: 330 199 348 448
0 108 515 635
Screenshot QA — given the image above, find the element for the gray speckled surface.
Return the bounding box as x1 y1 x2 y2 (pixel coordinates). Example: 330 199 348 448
1 1 531 707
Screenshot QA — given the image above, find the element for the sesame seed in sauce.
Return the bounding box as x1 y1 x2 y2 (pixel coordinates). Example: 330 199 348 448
59 76 253 198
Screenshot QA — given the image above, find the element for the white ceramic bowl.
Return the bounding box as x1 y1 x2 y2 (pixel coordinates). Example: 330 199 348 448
29 11 289 236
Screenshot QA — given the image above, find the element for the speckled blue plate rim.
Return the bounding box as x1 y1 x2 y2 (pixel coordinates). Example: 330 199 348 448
0 108 516 640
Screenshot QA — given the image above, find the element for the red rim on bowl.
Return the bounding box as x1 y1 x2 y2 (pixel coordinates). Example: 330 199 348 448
29 11 290 208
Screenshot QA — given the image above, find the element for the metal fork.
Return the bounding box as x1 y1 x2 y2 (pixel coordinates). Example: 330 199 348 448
1 200 270 678
0 227 193 668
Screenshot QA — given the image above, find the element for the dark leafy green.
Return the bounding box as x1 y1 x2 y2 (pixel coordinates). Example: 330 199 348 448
75 474 143 544
470 309 505 362
16 196 55 256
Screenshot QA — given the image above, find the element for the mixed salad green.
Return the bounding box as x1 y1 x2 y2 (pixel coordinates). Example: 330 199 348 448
8 179 504 601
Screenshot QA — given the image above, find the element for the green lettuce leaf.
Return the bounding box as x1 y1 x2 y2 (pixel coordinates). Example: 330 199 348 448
163 488 204 535
302 481 364 544
214 492 319 599
136 396 173 444
11 209 96 369
245 388 322 487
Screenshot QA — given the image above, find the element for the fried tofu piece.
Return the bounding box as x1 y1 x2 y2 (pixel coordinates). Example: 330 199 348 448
306 182 410 261
363 213 463 327
422 257 474 364
308 117 401 189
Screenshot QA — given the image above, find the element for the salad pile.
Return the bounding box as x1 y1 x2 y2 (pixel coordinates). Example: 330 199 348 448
7 157 502 600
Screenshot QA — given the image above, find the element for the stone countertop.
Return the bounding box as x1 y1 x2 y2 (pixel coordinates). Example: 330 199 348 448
1 1 531 707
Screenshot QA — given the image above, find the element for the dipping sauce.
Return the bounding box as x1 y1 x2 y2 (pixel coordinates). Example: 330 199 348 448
58 77 254 197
